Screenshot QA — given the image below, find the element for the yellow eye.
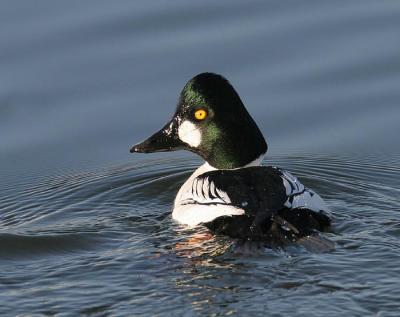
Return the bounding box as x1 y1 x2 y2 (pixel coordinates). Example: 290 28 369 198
194 109 207 121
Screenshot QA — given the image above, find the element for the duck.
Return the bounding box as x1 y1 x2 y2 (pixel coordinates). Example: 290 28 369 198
130 72 331 246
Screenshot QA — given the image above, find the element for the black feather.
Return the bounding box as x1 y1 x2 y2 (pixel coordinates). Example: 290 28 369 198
196 166 331 244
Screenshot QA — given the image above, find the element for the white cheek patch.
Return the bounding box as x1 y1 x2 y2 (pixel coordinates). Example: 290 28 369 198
178 120 201 147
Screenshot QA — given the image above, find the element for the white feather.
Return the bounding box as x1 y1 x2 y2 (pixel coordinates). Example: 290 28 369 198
173 204 244 227
173 163 242 226
280 169 330 213
178 120 201 147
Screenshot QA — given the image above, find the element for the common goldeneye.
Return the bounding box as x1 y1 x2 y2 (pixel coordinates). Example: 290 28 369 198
130 73 331 245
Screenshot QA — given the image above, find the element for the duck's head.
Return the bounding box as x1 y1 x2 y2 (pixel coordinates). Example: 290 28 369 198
130 73 267 169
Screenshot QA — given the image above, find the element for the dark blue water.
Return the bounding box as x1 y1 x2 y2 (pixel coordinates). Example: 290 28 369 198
1 1 400 316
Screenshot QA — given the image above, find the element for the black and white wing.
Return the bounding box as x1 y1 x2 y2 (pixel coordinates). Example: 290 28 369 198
179 175 234 206
196 166 288 215
196 166 331 243
278 168 330 214
172 173 246 227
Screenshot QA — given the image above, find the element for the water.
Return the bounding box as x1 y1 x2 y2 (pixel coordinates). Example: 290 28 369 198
1 1 400 316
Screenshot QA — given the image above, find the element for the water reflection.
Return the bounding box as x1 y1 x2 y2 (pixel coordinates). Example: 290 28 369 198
1 152 399 315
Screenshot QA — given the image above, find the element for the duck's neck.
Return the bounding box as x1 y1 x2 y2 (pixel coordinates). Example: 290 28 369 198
199 125 268 169
243 153 265 168
206 152 265 170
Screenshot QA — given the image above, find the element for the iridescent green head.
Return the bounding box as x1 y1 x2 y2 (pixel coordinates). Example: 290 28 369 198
131 73 267 169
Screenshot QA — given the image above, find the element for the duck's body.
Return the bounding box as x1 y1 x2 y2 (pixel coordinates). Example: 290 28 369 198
131 72 332 244
173 159 330 242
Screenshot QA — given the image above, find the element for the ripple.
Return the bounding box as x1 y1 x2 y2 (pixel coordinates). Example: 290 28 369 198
0 232 113 260
0 153 399 316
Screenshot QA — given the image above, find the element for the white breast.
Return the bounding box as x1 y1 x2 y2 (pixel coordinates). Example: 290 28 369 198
172 203 244 227
172 163 244 227
172 155 265 227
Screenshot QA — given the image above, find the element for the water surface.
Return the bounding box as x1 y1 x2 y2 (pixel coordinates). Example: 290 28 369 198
1 1 400 316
